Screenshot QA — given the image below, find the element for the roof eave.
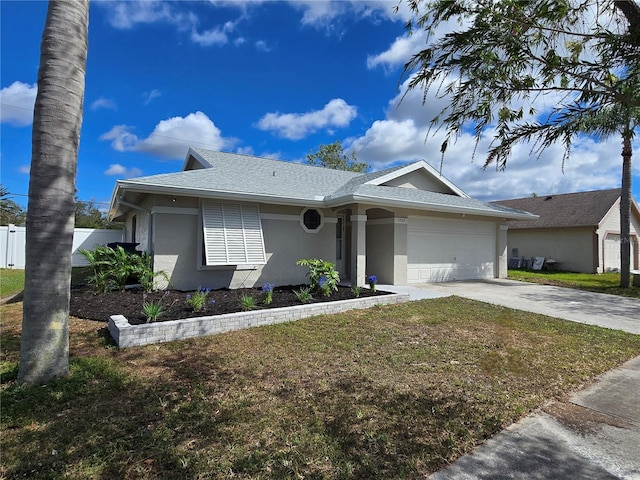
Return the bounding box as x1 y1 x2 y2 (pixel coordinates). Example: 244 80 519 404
113 182 327 208
327 193 538 220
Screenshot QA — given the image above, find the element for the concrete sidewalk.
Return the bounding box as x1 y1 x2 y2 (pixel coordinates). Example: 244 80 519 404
384 279 640 479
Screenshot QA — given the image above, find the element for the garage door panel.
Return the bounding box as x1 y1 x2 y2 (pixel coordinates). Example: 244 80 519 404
407 264 454 283
408 218 495 283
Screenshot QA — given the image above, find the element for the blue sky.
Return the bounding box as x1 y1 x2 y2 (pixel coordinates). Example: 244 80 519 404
2 0 638 212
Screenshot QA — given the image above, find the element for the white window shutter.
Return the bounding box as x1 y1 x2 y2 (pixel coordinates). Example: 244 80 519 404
202 201 266 265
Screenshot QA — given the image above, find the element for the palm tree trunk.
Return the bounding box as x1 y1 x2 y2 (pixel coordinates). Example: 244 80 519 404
19 0 89 383
619 133 632 288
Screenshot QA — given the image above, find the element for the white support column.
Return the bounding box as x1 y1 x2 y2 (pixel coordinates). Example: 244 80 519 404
497 224 509 278
350 214 367 286
393 217 408 285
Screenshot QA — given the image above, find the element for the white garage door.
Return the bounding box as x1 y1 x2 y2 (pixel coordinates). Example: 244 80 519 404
408 218 496 283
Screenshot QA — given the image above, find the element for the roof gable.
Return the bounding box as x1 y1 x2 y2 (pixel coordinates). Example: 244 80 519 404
492 189 623 229
366 161 469 198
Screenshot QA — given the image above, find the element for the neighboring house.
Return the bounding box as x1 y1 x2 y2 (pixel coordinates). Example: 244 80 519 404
108 148 534 290
493 189 640 273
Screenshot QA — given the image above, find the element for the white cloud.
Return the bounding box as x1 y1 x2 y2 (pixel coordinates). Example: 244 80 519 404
368 12 471 72
435 133 632 201
255 40 274 52
19 165 30 174
290 1 401 30
191 26 228 46
367 31 426 71
90 96 117 111
346 77 638 202
99 1 250 48
143 89 161 105
257 98 357 140
349 118 422 164
100 125 139 152
0 81 36 126
99 1 194 30
100 111 233 160
104 164 143 178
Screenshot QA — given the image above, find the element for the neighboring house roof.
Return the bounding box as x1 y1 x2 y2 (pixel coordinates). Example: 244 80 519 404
492 189 624 229
110 148 536 220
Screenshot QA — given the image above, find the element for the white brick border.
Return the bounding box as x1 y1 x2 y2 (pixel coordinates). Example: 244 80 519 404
108 293 410 348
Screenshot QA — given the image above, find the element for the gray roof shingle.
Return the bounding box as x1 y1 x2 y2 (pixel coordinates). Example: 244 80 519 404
124 149 359 201
492 189 621 229
116 148 535 219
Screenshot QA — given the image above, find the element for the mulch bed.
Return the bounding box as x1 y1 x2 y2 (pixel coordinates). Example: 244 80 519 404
70 285 390 325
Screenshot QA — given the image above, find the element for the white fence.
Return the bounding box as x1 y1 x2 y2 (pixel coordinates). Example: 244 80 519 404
0 224 124 269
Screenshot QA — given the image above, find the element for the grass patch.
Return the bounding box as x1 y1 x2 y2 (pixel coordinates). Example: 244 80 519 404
2 298 639 479
0 269 24 298
0 267 93 300
508 270 640 298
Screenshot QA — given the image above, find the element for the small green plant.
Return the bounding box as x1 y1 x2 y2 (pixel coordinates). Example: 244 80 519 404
351 285 361 297
142 295 165 323
240 294 256 311
367 275 378 292
297 258 340 297
142 291 176 323
135 252 170 293
260 283 274 305
317 275 332 297
186 287 211 312
78 245 117 293
293 286 313 303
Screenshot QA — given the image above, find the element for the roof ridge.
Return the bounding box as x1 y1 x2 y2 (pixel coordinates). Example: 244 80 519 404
191 147 363 176
494 188 620 203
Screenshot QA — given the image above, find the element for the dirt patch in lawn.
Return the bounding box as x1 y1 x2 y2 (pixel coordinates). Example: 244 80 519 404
70 285 389 324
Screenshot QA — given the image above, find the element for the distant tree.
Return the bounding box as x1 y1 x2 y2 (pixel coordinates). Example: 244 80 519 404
19 0 89 384
0 185 26 225
75 198 113 229
306 140 369 172
401 0 639 286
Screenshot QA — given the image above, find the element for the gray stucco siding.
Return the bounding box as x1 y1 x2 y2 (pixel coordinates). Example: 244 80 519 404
260 215 336 286
149 202 339 290
366 222 396 285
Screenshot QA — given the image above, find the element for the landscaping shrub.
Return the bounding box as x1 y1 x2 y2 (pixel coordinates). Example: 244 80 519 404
296 258 340 297
78 245 168 293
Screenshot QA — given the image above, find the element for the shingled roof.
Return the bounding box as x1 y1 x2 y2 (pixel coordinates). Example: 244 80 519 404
111 148 536 220
492 189 622 229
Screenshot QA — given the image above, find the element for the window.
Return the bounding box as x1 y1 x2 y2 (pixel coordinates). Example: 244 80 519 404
300 208 324 233
202 201 266 265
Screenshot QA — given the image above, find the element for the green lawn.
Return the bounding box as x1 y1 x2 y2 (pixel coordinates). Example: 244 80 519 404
2 297 639 479
508 270 640 298
0 268 93 299
0 269 24 298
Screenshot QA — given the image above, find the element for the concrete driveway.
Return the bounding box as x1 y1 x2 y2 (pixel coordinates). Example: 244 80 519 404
414 278 640 334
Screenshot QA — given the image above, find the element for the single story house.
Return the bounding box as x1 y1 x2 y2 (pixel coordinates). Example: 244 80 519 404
108 148 535 290
493 189 640 273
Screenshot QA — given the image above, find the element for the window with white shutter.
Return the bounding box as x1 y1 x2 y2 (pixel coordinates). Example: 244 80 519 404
202 200 266 265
